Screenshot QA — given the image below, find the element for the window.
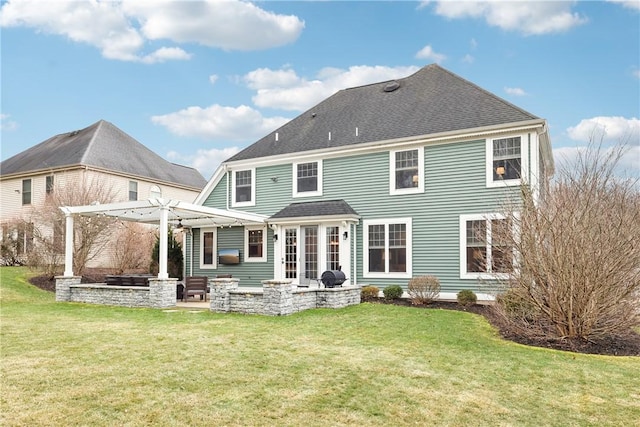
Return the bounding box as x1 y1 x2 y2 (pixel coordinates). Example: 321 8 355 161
46 176 54 195
390 147 424 194
200 228 217 268
150 185 162 199
22 179 31 205
293 160 322 197
129 181 138 201
245 226 266 262
363 218 412 278
232 169 255 207
487 135 527 187
460 214 513 279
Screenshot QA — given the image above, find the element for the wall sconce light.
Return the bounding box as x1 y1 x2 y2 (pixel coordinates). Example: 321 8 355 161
496 166 505 176
273 233 278 242
14 189 20 194
271 177 278 183
343 231 348 240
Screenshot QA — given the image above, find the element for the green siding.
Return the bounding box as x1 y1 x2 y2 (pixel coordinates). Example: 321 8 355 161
196 138 527 295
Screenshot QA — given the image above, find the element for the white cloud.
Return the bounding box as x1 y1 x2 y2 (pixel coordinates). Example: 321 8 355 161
553 145 640 176
209 74 218 85
0 114 18 131
607 0 640 11
567 116 640 143
151 104 290 141
0 0 304 62
248 65 421 112
168 147 240 179
415 44 447 64
462 54 475 64
504 87 527 96
470 38 478 49
633 68 640 79
427 1 588 35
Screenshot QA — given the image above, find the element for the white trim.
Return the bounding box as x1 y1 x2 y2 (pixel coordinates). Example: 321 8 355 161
199 227 217 269
459 213 511 280
389 147 424 195
244 225 267 263
292 160 323 198
231 168 256 207
363 217 412 279
486 133 529 188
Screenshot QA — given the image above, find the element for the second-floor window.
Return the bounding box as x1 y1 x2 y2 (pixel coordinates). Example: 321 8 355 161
150 185 162 199
22 179 31 205
293 161 322 197
487 135 527 187
129 181 138 201
46 176 54 195
390 147 424 194
232 169 255 207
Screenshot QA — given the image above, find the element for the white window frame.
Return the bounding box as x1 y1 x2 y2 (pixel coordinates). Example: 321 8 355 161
459 213 514 280
293 160 323 198
128 181 138 201
389 147 424 195
486 134 528 188
232 168 256 207
150 185 162 199
244 225 267 263
363 218 412 279
199 228 217 269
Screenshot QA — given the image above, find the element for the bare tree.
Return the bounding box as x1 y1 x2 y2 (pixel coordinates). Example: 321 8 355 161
27 178 117 276
494 141 640 341
109 222 156 274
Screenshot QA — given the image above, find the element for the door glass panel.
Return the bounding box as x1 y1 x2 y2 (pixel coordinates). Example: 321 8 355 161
285 229 297 279
326 226 340 271
302 226 318 284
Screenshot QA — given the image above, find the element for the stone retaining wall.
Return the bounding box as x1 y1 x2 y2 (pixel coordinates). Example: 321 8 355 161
211 279 361 316
55 276 177 309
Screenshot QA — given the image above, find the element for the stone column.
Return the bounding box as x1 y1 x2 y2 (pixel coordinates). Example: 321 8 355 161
262 280 294 316
210 278 239 312
148 278 177 308
55 276 81 302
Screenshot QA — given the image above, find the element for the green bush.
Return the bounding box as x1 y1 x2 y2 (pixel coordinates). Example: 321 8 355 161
457 290 477 306
383 285 403 300
407 275 440 305
496 288 539 322
361 286 380 302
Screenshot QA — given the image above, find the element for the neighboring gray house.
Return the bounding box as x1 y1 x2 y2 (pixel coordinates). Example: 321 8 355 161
1 119 207 267
186 64 554 299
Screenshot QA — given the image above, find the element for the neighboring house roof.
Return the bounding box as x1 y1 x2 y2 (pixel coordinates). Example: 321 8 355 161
269 200 359 220
228 64 541 162
0 120 207 190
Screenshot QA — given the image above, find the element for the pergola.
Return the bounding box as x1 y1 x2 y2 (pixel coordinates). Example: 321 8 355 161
60 198 268 278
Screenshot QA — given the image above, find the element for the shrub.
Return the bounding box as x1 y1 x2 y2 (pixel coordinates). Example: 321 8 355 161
383 285 403 300
457 290 477 306
361 286 379 302
407 275 440 305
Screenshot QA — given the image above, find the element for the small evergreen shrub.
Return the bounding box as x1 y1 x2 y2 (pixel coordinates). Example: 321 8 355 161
457 290 477 306
361 286 380 302
407 275 440 305
383 285 403 300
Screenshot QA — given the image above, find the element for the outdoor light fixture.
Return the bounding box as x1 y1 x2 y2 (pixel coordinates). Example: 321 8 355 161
273 233 278 242
343 231 348 240
176 219 183 229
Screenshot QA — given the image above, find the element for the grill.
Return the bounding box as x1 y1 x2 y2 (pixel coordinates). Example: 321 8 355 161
320 269 346 288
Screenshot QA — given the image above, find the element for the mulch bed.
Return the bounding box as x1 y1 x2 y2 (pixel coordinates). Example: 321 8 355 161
29 274 640 356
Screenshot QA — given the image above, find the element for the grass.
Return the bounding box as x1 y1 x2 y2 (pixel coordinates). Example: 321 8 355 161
1 267 639 426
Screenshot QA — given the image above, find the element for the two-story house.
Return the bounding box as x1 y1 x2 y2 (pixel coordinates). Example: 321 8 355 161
181 64 553 299
0 119 207 267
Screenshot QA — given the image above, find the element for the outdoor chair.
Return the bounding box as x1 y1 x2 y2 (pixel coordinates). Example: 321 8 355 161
182 276 209 302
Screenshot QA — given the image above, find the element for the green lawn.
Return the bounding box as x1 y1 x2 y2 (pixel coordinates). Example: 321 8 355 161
1 267 639 426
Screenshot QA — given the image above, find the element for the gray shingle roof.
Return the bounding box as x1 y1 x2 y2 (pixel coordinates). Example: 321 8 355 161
269 200 359 220
228 64 540 162
0 120 207 189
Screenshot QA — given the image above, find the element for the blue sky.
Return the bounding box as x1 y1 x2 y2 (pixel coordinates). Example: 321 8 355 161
1 0 639 179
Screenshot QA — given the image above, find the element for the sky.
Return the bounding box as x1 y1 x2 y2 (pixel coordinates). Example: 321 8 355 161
1 0 639 180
